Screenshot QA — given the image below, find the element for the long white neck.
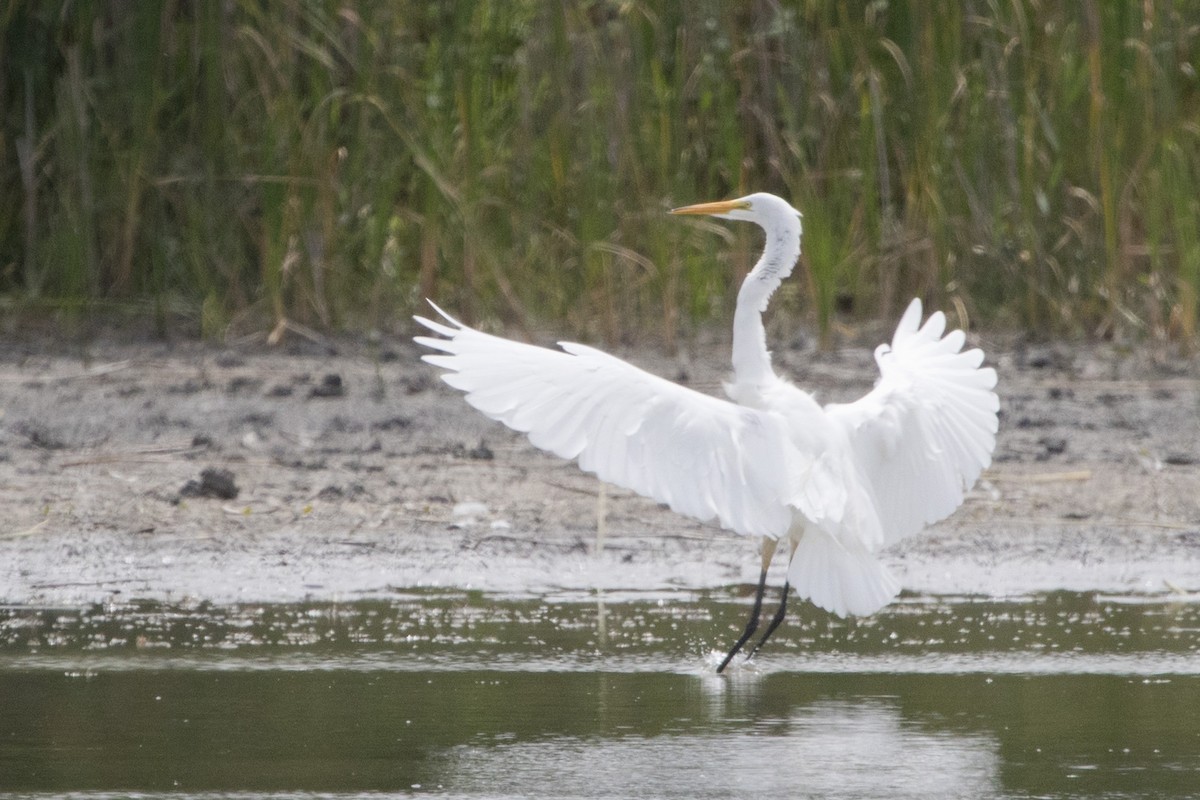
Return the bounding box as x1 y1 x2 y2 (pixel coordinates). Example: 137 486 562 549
731 212 802 386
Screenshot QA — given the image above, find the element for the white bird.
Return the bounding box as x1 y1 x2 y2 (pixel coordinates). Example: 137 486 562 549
415 192 999 672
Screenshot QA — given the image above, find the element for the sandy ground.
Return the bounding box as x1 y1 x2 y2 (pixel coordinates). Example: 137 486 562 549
0 324 1197 608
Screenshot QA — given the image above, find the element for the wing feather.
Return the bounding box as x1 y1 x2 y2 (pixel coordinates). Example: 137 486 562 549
415 305 806 541
826 298 999 544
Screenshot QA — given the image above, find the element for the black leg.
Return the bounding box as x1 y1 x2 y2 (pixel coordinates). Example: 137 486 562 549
747 581 790 660
716 567 768 673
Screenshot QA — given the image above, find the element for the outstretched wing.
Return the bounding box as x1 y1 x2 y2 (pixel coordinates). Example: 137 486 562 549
825 298 999 545
415 304 805 541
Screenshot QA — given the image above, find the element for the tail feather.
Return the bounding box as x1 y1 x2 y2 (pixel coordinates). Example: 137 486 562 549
787 529 899 618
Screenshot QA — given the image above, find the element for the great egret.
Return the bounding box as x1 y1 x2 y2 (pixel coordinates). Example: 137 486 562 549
415 192 999 672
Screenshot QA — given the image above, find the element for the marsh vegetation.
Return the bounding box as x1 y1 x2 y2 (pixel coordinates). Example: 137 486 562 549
2 2 1198 344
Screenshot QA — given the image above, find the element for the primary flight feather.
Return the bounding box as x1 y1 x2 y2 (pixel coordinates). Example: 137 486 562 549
415 192 999 672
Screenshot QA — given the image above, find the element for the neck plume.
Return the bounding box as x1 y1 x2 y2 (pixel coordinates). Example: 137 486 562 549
731 212 802 387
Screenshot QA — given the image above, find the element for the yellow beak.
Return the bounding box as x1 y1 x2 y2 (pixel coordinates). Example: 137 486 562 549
669 198 751 216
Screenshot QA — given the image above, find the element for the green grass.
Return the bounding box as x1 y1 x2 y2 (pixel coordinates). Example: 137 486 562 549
1 1 1198 344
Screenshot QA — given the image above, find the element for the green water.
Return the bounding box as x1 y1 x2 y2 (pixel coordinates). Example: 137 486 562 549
1 592 1197 798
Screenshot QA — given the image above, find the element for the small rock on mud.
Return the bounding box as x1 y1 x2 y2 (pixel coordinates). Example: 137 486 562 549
179 467 240 500
309 373 345 398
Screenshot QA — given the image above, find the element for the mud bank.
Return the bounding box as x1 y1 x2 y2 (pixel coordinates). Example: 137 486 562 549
0 329 1197 607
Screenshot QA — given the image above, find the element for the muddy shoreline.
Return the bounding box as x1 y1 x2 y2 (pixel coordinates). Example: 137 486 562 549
0 328 1197 608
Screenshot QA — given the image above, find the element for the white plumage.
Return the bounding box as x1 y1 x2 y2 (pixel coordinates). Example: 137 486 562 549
415 192 999 669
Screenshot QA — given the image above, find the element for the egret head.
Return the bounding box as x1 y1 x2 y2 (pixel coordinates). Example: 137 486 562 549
670 192 801 226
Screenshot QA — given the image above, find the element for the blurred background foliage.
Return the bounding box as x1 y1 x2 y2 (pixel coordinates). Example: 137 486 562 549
1 0 1198 346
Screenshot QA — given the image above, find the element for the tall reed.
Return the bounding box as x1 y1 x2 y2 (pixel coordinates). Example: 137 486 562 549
1 1 1197 345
